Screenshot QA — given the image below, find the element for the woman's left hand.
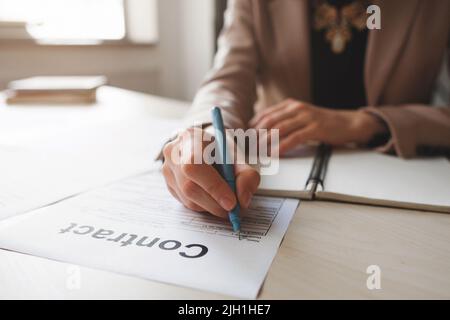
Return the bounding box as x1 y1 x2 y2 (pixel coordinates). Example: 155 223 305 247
248 99 387 155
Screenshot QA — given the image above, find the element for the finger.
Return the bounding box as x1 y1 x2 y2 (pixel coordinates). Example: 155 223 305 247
279 125 319 155
235 163 260 209
162 135 182 165
165 161 206 212
248 99 292 127
249 101 290 127
164 172 206 212
162 163 184 204
183 200 205 213
176 178 228 218
252 104 305 130
274 114 312 138
179 163 237 211
162 162 177 188
171 174 211 213
175 188 205 212
167 185 181 202
252 108 295 130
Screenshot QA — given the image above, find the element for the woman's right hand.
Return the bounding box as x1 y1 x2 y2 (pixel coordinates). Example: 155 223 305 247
161 127 260 218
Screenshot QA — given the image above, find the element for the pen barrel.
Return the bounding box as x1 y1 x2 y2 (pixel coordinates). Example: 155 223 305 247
211 107 241 232
226 179 241 231
225 178 237 193
211 107 235 180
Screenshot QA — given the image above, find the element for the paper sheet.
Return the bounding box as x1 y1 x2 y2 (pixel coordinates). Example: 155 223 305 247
258 145 316 194
0 117 179 221
322 150 450 207
0 171 299 298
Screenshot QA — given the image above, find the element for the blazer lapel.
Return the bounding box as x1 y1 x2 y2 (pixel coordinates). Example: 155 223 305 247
365 0 420 105
269 0 311 101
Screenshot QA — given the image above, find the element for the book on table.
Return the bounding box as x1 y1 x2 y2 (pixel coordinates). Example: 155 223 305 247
6 76 107 104
257 145 450 213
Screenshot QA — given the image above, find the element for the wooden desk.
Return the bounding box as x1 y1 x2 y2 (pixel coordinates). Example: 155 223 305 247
1 87 450 299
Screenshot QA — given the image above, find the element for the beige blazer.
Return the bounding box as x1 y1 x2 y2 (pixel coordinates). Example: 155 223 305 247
187 0 450 158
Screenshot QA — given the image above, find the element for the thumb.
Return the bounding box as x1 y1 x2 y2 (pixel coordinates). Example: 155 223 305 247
235 163 260 209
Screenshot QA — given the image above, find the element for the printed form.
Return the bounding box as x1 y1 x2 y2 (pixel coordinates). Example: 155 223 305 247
0 171 299 298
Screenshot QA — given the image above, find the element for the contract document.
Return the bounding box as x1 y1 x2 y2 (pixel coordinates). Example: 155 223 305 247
0 171 299 298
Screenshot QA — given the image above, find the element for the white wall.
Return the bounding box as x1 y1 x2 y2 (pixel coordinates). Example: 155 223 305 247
157 0 215 100
0 0 215 102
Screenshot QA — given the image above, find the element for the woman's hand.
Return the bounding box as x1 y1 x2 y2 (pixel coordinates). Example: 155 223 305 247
162 127 260 218
249 99 387 155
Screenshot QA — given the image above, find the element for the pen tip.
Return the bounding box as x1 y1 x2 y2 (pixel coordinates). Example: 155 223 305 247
231 219 240 233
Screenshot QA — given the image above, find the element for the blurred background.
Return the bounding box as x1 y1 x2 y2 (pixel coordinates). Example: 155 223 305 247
0 0 228 102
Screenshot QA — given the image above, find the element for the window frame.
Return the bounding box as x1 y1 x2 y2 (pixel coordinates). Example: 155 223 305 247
0 0 158 47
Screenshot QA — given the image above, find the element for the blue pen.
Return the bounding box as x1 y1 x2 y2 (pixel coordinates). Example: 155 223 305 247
211 106 241 233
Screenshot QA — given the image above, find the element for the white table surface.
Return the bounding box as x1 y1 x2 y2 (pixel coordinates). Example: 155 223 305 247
1 86 450 299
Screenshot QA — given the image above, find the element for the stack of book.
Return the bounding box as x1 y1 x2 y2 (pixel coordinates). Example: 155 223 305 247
6 76 107 104
0 21 31 39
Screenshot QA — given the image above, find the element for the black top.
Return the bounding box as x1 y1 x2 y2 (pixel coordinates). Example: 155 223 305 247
310 0 368 110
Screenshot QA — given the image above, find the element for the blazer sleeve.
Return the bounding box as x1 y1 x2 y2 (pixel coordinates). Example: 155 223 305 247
364 105 450 158
364 46 450 159
183 0 258 129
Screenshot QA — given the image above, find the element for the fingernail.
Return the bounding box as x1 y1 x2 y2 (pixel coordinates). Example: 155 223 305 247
220 196 235 211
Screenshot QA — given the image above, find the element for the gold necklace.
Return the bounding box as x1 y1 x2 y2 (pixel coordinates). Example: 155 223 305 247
313 0 367 54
